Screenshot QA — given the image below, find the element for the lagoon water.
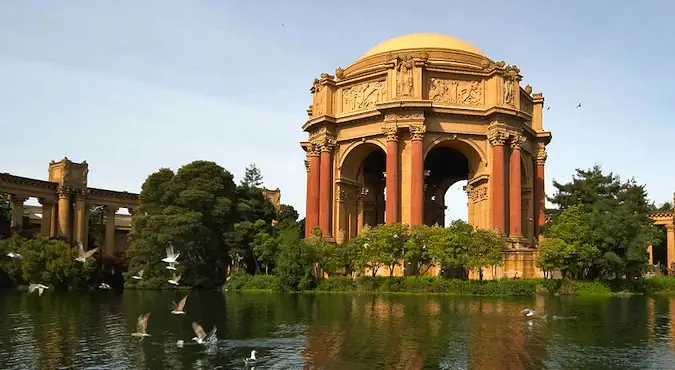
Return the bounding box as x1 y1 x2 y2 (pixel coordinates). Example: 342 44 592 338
1 290 675 370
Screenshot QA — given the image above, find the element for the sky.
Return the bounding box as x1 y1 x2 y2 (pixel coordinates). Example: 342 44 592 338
1 0 674 222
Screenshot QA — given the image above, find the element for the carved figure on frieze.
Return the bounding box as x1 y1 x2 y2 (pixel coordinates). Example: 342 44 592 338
342 81 387 112
488 129 509 146
428 78 482 106
503 78 515 107
313 86 325 116
409 125 425 141
396 57 414 97
335 67 344 80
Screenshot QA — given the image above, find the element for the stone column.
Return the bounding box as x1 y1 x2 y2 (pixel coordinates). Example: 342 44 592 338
305 144 321 238
57 186 71 240
105 206 118 256
648 245 654 265
409 125 425 225
534 143 547 238
488 129 508 233
384 126 400 224
319 138 335 236
38 198 55 237
509 134 525 237
9 194 28 232
667 224 675 272
335 187 347 244
73 192 88 248
357 188 366 235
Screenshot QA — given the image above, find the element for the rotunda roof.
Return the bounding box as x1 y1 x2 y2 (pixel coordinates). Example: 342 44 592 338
359 33 485 60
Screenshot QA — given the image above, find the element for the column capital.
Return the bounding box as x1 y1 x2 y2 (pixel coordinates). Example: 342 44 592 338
536 142 548 164
488 129 509 146
409 125 425 141
382 126 399 142
307 142 322 157
319 138 336 152
510 134 526 150
57 185 71 198
336 189 347 203
667 224 674 231
106 206 119 215
10 194 29 205
38 198 56 207
304 159 311 172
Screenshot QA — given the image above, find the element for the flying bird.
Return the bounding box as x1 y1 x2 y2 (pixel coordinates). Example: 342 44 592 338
131 313 151 341
75 241 98 263
244 350 257 366
98 282 111 290
191 322 218 344
6 252 22 260
132 270 144 280
546 106 551 111
171 295 188 315
162 245 180 265
576 102 582 108
28 283 49 297
168 274 181 286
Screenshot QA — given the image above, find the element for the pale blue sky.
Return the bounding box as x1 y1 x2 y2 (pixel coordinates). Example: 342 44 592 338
1 1 673 222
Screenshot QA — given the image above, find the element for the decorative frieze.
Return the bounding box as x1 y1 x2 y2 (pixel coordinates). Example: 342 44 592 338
342 81 387 112
428 78 483 106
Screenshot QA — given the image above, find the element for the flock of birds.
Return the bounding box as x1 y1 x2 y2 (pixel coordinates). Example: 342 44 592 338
6 244 258 367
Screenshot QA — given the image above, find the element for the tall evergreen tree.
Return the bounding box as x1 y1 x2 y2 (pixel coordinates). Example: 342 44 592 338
240 163 264 188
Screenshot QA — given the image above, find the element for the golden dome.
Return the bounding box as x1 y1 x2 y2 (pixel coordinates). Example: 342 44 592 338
359 33 485 59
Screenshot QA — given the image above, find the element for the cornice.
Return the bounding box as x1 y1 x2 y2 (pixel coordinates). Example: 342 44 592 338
0 173 58 189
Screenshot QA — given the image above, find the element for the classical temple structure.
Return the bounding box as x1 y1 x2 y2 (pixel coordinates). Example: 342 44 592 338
301 33 552 278
0 157 140 256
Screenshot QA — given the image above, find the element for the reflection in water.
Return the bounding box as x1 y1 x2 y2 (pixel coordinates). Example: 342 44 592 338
3 291 675 368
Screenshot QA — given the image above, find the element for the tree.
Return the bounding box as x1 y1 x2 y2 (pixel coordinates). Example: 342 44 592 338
277 204 300 229
465 228 507 280
652 201 673 212
18 235 96 288
0 193 10 238
369 223 409 276
546 166 659 279
405 224 437 275
240 163 264 188
87 205 106 248
126 161 238 288
274 226 316 291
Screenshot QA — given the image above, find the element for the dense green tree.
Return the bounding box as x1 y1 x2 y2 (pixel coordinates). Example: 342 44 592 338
240 163 264 188
87 205 106 248
277 204 300 229
465 228 508 280
652 201 674 212
370 223 409 276
18 235 96 288
274 226 316 291
404 224 437 275
126 161 238 288
546 166 660 278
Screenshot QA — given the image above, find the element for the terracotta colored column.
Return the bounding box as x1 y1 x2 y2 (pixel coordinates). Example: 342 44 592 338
105 206 118 256
384 127 399 223
534 143 547 237
489 130 507 233
319 139 334 236
647 245 654 265
9 194 28 232
410 126 425 225
38 198 55 237
667 225 675 272
305 145 321 238
509 135 524 237
57 186 71 240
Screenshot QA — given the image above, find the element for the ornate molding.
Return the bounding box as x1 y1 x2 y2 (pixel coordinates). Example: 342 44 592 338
409 125 425 141
57 185 71 198
336 189 348 203
304 159 310 173
536 142 547 164
382 126 399 142
428 77 483 106
468 186 488 203
307 142 322 157
383 111 425 122
319 137 337 152
488 129 509 146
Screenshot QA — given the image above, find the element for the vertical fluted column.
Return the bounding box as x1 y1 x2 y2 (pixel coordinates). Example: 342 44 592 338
105 206 118 256
304 159 311 238
509 134 525 237
357 188 367 234
384 126 400 224
9 194 28 232
319 138 335 236
74 192 88 248
410 125 425 225
488 129 508 233
38 198 55 237
305 144 321 238
534 143 547 238
57 186 71 240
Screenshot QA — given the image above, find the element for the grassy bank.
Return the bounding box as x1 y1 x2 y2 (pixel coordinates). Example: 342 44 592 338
224 275 675 296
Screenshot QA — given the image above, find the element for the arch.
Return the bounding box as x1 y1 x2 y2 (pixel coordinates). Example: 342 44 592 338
520 154 531 183
337 139 387 181
424 138 486 176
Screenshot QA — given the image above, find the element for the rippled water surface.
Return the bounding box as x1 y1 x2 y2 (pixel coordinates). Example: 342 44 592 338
1 290 675 369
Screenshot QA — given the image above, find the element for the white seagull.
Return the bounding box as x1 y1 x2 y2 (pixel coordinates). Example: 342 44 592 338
244 350 257 366
28 283 49 297
168 274 181 286
162 245 180 265
132 270 144 280
521 308 536 317
99 282 111 290
75 241 98 263
166 262 177 271
171 295 188 315
6 252 22 260
131 313 151 341
191 322 217 344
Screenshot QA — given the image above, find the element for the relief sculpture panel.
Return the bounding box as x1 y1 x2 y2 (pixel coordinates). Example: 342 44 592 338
469 186 488 203
428 78 483 106
342 81 387 112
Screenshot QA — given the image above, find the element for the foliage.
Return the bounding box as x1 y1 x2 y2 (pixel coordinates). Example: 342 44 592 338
126 161 238 289
652 201 673 212
466 228 508 280
87 205 106 248
0 193 10 238
274 226 316 291
0 235 97 289
0 234 25 286
240 163 264 188
277 204 300 229
545 166 661 279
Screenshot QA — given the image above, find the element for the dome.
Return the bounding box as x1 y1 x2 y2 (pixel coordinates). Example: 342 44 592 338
359 33 485 59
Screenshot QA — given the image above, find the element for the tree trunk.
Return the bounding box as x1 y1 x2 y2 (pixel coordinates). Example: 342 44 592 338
479 269 483 281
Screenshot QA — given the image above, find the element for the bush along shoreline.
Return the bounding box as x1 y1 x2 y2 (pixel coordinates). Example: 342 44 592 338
223 274 675 296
